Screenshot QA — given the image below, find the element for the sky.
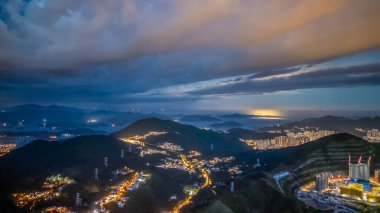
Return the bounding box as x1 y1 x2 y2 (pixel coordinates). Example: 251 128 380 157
1 0 380 116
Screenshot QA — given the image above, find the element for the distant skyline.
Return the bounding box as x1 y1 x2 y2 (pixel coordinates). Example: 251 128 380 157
1 1 380 114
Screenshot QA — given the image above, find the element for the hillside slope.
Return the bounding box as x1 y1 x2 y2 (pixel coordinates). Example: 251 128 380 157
191 133 374 213
0 135 143 187
113 118 250 154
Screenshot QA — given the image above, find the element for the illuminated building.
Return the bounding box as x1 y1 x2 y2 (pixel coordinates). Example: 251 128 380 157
94 171 150 211
247 130 335 150
339 183 363 199
119 131 167 146
360 163 370 181
43 206 73 213
367 192 380 202
348 155 370 181
315 173 328 191
188 151 201 158
364 129 380 142
13 174 74 210
351 164 360 179
367 187 380 202
375 169 380 182
0 135 35 156
300 158 380 205
0 144 16 156
337 156 376 200
157 142 183 152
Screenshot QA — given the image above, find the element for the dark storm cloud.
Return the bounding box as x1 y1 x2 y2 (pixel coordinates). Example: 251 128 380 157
1 0 380 105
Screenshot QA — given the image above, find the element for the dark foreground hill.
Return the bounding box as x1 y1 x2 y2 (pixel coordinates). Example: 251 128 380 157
0 132 208 213
0 135 144 184
193 174 317 213
0 135 146 212
113 118 250 154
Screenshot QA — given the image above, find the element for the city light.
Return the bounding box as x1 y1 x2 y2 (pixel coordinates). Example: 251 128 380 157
169 154 213 213
0 143 16 156
298 156 380 210
0 135 35 156
13 175 74 210
364 129 380 142
94 170 150 212
119 131 167 146
241 130 335 150
43 206 73 213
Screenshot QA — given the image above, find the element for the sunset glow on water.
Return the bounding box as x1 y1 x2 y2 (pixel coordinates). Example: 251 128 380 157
248 109 284 119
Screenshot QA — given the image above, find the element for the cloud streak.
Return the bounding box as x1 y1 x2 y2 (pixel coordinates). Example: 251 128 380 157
143 61 380 97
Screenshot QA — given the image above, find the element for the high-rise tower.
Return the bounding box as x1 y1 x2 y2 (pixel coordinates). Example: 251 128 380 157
348 155 371 181
104 157 108 167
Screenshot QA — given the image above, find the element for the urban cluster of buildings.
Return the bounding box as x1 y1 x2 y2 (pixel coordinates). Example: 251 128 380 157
0 144 16 157
13 174 74 208
43 206 74 213
207 156 235 166
119 131 167 146
137 146 168 157
348 156 371 181
228 166 242 175
156 157 193 172
338 156 378 201
311 156 380 203
364 129 380 142
188 151 201 158
315 173 329 192
157 142 183 152
95 171 150 212
42 175 75 189
243 130 335 150
0 135 35 156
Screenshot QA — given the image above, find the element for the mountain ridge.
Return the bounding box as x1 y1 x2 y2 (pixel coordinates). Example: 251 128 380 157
113 117 251 154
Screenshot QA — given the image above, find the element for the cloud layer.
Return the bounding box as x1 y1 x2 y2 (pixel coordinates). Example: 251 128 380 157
1 0 380 107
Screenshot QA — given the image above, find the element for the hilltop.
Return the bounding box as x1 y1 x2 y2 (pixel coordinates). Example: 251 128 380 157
113 118 250 154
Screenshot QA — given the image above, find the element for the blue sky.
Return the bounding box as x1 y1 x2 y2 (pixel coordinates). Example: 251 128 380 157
0 0 380 115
